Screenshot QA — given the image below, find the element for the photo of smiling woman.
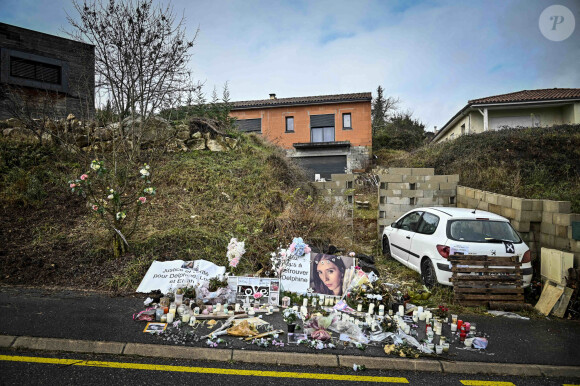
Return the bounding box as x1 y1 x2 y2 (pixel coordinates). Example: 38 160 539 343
310 254 354 296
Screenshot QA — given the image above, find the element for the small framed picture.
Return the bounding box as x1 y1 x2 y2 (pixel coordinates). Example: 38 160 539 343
143 322 167 333
287 333 307 344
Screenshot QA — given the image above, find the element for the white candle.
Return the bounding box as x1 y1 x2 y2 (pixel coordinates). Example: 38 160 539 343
193 307 200 316
216 303 222 313
418 306 424 315
300 306 308 317
160 314 167 323
303 298 308 307
319 295 325 302
378 305 385 316
451 323 457 332
398 305 404 316
166 312 174 323
182 313 191 323
357 304 363 312
234 304 240 312
419 312 426 321
189 316 196 326
311 298 317 307
293 305 299 312
369 303 375 315
388 309 393 316
248 309 255 316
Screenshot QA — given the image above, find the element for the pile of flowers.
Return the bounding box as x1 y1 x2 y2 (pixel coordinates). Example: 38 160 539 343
296 338 336 350
251 337 285 348
226 238 245 268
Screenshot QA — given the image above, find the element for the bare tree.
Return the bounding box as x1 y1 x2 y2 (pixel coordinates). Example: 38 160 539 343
66 0 199 158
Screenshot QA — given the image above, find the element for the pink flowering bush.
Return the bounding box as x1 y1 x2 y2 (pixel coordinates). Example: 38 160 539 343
68 159 156 258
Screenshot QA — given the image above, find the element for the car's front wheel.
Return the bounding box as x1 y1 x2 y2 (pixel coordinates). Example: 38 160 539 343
382 236 392 259
421 258 437 288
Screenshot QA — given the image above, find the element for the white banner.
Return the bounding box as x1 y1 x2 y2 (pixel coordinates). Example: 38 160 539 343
280 253 311 294
136 259 226 293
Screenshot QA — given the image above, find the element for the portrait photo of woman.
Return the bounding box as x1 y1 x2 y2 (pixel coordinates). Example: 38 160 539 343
310 253 354 296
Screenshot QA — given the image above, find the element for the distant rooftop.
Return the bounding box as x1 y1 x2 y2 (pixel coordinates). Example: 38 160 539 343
469 88 580 104
230 92 372 110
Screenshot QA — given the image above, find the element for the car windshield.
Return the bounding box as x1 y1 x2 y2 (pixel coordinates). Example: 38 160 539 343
448 220 521 243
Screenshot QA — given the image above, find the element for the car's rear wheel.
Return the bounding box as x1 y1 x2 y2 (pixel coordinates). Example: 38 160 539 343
382 236 392 259
421 258 437 288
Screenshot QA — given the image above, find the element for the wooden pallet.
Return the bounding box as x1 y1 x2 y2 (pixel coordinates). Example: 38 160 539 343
449 254 523 307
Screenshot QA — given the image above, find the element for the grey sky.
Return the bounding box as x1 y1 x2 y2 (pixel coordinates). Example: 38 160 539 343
2 0 579 130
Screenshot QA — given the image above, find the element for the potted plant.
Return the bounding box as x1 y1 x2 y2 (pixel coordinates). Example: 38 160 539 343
283 308 299 332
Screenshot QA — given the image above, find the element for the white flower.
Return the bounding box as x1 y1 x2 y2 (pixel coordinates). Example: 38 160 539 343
144 297 153 306
140 168 150 177
107 194 114 200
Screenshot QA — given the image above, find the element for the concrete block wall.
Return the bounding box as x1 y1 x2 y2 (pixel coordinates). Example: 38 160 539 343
377 168 459 235
312 173 354 218
457 186 580 266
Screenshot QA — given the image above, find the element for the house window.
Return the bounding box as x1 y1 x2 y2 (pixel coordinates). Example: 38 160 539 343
461 124 465 135
285 116 294 132
342 113 352 129
236 118 262 133
311 127 335 142
10 56 61 85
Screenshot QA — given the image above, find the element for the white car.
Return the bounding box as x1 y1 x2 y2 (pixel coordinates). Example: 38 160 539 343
382 207 532 287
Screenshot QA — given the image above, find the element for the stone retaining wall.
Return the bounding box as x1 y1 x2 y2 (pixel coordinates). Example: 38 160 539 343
457 186 580 265
312 174 354 218
377 168 459 235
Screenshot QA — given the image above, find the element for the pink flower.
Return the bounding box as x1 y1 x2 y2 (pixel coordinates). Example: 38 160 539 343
80 174 88 181
288 243 296 253
304 246 311 254
355 266 361 270
138 196 146 204
280 251 286 257
349 252 355 257
92 205 98 211
70 183 76 188
229 257 239 268
253 292 263 300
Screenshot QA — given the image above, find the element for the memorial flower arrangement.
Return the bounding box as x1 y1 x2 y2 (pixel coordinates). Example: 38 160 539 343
68 159 156 258
227 238 245 269
283 307 300 325
270 237 311 277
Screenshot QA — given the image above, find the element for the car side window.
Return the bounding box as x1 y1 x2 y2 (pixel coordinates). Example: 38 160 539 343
416 212 439 235
398 211 423 232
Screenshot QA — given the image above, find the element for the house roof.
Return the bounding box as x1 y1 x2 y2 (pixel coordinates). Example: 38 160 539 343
469 88 580 104
230 92 372 110
432 88 580 142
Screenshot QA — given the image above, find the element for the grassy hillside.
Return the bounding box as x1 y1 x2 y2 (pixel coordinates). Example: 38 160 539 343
375 124 580 211
0 134 353 291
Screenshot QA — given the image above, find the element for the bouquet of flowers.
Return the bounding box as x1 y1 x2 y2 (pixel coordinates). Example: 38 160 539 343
227 238 245 268
283 308 300 325
270 237 311 277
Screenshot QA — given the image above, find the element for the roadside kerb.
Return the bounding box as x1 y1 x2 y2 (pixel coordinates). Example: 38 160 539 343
124 343 232 362
12 336 125 355
338 355 442 372
3 335 580 377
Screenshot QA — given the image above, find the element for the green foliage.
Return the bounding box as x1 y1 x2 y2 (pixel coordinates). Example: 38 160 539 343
373 112 427 151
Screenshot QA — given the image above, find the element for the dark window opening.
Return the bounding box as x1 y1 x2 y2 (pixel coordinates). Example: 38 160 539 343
286 116 294 132
342 113 352 129
450 196 456 205
347 195 353 204
346 181 353 189
410 183 416 190
380 182 386 189
410 197 415 205
10 56 61 85
380 196 385 204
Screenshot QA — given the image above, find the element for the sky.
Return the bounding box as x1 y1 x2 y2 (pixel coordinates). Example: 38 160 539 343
2 0 579 131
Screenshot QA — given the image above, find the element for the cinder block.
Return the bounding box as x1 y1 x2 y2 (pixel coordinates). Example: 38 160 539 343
424 175 448 183
554 236 571 250
498 195 513 208
512 198 534 211
467 197 480 208
383 189 402 197
571 240 580 253
486 193 499 205
465 188 475 199
543 200 571 214
540 233 555 246
458 195 468 204
417 197 438 205
379 174 403 183
403 175 426 183
439 182 457 190
388 168 412 175
478 201 489 211
553 213 571 226
401 190 424 198
447 174 460 183
531 199 543 211
386 196 410 205
511 220 531 233
474 190 485 201
331 174 354 182
516 210 542 223
434 189 457 198
312 181 326 189
555 225 569 238
457 186 466 196
411 168 434 176
423 190 435 198
501 207 516 219
388 182 410 190
488 203 502 215
541 222 556 235
542 212 553 224
417 182 439 190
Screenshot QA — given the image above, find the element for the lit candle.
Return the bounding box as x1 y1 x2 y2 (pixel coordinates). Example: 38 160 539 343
182 312 191 323
160 314 167 323
451 323 457 332
303 298 308 307
443 342 450 352
435 345 443 355
369 303 375 315
378 305 385 316
235 303 240 312
419 312 426 321
311 298 317 307
357 304 363 312
166 312 174 323
319 295 325 303
388 309 393 316
169 303 176 315
189 316 196 326
398 305 404 316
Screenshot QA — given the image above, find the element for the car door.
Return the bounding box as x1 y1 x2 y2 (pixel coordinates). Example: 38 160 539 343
409 212 440 269
389 211 423 262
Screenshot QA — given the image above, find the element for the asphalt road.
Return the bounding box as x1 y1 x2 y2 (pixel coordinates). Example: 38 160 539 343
0 349 578 386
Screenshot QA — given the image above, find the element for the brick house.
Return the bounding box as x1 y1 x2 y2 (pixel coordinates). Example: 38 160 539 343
229 92 372 180
0 23 95 120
